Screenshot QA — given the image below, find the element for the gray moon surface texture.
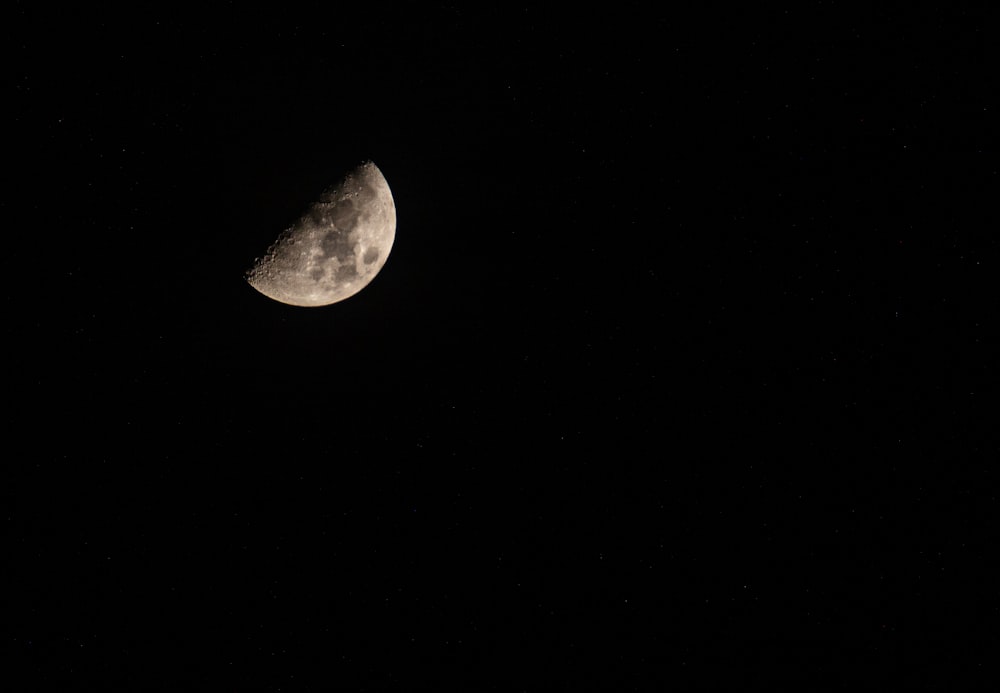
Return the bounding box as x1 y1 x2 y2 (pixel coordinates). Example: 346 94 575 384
246 161 396 307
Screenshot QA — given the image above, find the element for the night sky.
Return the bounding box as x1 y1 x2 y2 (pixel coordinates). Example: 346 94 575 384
6 5 997 689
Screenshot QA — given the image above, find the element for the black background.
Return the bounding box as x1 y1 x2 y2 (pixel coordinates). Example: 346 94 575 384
5 4 997 689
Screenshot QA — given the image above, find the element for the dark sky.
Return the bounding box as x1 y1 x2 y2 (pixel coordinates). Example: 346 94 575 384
6 4 997 689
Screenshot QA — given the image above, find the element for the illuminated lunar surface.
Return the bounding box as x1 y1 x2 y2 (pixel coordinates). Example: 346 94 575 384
246 161 396 307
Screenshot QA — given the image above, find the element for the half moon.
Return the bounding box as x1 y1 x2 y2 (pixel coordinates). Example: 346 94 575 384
245 161 396 307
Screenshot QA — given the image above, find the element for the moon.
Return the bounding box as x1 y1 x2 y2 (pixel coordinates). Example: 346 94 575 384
245 161 396 307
